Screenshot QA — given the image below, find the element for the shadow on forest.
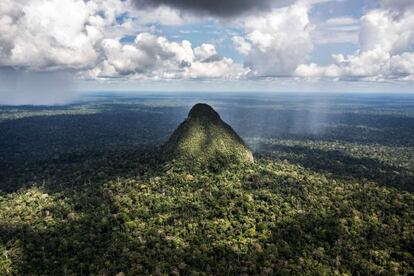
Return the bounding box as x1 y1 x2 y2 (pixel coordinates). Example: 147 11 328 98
257 143 414 192
0 170 365 275
0 147 165 274
0 147 162 193
0 183 122 274
1 185 409 274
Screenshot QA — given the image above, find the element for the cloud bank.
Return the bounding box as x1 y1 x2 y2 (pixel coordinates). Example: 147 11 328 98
296 0 414 81
0 0 413 95
86 33 247 79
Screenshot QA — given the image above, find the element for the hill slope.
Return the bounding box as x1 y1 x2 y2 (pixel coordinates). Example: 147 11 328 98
162 103 254 164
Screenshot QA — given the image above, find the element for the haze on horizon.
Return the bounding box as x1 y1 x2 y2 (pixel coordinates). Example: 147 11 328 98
0 0 414 104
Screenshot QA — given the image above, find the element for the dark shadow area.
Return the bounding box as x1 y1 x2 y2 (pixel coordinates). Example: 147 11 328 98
0 146 162 193
0 106 182 192
0 147 165 274
257 143 414 192
0 177 126 274
1 181 412 275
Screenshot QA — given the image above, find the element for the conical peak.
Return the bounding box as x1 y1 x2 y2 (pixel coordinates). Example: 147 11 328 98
188 103 221 121
162 102 254 164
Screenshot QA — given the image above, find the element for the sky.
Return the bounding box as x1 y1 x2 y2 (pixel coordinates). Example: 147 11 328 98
0 0 414 104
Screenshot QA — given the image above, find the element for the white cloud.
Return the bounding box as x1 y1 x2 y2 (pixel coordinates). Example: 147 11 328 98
232 36 252 55
194 44 217 61
296 3 414 81
0 0 245 81
390 53 414 75
0 0 128 70
233 4 313 77
1 0 413 85
130 6 194 26
86 33 248 80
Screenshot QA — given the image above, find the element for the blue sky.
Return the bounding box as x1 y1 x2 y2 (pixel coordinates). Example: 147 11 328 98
0 0 413 104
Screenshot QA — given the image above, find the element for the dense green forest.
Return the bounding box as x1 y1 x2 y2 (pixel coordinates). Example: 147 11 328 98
0 93 413 275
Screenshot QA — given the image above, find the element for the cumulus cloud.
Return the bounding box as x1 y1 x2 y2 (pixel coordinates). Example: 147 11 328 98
0 0 247 81
131 0 295 18
0 0 127 70
1 0 414 86
130 6 193 26
85 33 248 80
296 2 414 81
233 4 313 77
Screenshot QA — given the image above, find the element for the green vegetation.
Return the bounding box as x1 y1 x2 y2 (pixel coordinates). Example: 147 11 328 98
0 93 413 274
163 103 254 166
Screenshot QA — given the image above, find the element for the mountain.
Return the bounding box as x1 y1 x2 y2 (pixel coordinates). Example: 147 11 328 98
162 103 254 165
